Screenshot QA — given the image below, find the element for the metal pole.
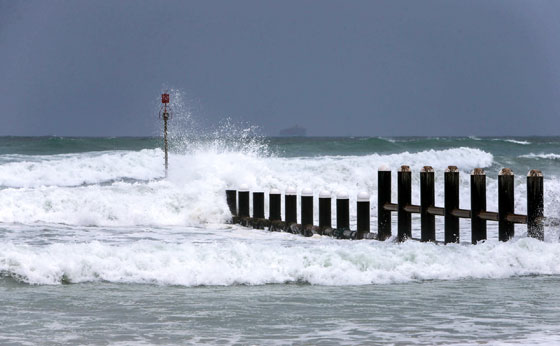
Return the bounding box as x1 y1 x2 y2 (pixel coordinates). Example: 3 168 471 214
164 114 169 174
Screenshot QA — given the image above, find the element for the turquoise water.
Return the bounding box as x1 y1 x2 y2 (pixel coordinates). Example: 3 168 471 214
1 136 560 344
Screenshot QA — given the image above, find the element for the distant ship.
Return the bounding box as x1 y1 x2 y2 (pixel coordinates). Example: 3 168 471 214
279 125 307 137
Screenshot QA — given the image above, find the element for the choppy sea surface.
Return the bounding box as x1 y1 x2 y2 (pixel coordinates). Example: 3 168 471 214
1 135 560 345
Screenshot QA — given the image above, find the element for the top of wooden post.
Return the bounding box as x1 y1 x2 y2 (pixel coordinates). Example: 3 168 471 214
378 164 391 171
471 168 485 175
528 169 543 177
399 165 411 172
446 166 459 173
421 166 434 173
499 168 514 176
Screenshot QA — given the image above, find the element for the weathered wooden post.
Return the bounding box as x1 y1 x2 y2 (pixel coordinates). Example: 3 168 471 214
285 187 297 225
444 166 460 244
301 188 314 227
250 191 264 229
336 191 350 233
498 168 515 241
226 189 237 217
319 190 332 230
527 169 544 240
238 185 250 219
356 192 370 239
378 166 392 241
470 168 487 244
253 192 264 219
398 165 411 241
420 166 435 242
269 189 281 221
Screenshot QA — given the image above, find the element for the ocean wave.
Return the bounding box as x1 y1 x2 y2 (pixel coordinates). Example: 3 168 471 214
497 139 531 145
0 147 495 226
0 149 164 188
520 153 560 160
1 238 558 286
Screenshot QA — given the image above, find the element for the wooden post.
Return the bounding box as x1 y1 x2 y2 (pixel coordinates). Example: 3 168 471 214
285 186 297 225
226 189 237 217
356 192 370 239
444 166 460 244
378 166 392 241
470 168 487 244
253 191 265 218
269 189 281 221
398 165 411 241
336 191 350 231
301 188 313 227
319 190 332 230
498 168 515 241
527 170 544 240
238 185 250 219
420 166 435 242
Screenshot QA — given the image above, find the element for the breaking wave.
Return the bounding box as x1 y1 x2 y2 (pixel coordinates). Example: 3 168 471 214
1 237 558 286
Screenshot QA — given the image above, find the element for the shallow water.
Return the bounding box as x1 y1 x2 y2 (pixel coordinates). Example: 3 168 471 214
2 276 560 345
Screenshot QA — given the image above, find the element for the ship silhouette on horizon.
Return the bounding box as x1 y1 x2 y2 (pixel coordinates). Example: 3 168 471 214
279 125 307 137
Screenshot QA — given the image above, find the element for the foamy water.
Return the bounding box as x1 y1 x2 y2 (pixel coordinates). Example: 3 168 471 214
0 137 559 286
1 136 560 344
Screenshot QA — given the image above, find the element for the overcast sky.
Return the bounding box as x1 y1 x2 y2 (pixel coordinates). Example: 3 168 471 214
1 0 559 136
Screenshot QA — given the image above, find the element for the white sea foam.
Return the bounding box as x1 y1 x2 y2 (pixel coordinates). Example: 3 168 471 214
0 149 164 188
0 147 494 226
1 237 559 286
520 153 560 160
500 139 531 145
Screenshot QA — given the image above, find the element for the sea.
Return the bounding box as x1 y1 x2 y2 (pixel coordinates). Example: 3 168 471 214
2 134 560 345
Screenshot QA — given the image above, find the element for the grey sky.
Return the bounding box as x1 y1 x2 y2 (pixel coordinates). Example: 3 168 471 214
1 0 559 136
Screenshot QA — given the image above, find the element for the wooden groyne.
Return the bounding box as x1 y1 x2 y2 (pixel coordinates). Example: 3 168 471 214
226 166 545 244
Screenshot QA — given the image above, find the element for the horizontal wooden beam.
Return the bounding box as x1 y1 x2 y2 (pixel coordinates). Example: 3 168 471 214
383 203 398 212
427 206 444 216
479 211 499 222
451 208 471 218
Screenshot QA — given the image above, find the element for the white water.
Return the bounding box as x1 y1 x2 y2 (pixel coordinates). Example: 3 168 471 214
1 233 559 286
0 146 495 226
1 143 559 287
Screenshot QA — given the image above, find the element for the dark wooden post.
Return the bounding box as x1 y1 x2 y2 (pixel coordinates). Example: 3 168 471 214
378 166 392 241
498 168 515 241
253 192 264 219
301 188 313 227
470 168 487 244
356 192 370 239
285 186 297 225
336 191 350 231
420 166 435 242
398 165 411 241
527 170 544 240
226 189 237 217
319 190 332 230
444 166 460 244
238 185 250 218
269 188 281 221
